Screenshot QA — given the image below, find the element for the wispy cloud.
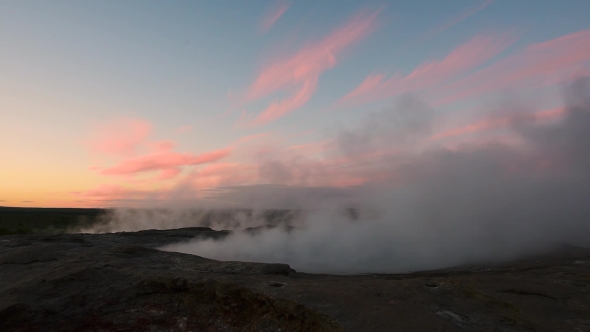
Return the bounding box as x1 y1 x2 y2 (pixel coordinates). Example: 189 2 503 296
431 108 566 140
337 33 514 107
79 77 590 211
287 139 330 158
156 168 183 180
252 77 318 125
437 29 590 105
72 184 172 207
415 0 494 43
190 162 259 191
234 132 272 144
73 184 130 200
176 125 193 134
259 1 290 32
242 9 381 126
98 143 233 179
87 118 234 181
87 118 152 157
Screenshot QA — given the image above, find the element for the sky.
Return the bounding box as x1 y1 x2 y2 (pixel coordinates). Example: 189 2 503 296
1 0 590 208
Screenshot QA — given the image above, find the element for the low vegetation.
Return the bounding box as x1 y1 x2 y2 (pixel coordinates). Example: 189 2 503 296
0 207 105 235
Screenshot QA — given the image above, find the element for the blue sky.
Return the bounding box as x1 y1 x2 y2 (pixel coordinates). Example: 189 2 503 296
1 0 589 207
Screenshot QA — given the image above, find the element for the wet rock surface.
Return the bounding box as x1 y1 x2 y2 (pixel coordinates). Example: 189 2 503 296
1 228 589 331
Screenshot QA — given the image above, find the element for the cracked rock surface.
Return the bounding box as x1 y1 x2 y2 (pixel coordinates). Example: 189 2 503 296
1 228 589 331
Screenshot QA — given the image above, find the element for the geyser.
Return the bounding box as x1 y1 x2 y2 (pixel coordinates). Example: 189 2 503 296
103 78 590 274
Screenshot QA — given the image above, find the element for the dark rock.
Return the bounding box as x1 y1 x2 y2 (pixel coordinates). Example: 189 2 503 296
267 281 287 288
424 280 440 288
1 227 589 331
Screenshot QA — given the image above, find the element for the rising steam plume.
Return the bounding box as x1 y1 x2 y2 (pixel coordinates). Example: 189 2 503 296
87 78 590 274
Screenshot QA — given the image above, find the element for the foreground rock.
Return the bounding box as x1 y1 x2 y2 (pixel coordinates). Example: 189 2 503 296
0 228 589 331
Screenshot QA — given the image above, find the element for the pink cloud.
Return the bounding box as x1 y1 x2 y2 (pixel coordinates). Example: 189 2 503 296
235 132 272 144
337 33 514 107
88 118 152 157
286 129 317 140
288 139 330 156
243 9 381 125
416 0 494 43
157 168 182 180
437 29 590 105
252 76 318 125
176 125 193 134
98 145 233 178
198 163 241 177
333 74 384 108
260 1 290 32
430 108 566 140
147 140 176 152
72 184 166 206
73 184 130 200
191 163 258 190
194 150 375 190
87 117 235 181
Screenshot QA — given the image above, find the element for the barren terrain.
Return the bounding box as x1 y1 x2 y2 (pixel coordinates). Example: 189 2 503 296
1 226 589 332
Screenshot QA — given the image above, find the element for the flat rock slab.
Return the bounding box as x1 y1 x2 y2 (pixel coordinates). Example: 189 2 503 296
1 228 589 331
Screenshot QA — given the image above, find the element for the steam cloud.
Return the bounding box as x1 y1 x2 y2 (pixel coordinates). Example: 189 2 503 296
92 78 590 274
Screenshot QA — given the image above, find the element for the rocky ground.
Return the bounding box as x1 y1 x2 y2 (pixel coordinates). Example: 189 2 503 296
1 227 589 331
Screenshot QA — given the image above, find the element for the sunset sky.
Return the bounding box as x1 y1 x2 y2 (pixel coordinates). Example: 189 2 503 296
1 0 590 208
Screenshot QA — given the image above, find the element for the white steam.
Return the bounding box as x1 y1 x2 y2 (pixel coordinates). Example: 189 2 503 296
95 78 590 274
